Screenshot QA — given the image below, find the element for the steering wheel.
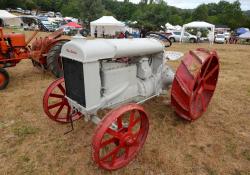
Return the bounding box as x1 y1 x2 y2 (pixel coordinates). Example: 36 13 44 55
146 32 172 48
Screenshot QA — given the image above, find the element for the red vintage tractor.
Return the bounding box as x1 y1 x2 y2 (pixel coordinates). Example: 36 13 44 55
0 27 69 90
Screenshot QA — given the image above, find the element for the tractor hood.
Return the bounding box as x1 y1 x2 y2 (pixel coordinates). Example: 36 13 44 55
60 35 164 63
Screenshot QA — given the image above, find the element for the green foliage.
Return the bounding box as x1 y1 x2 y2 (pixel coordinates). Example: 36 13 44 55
61 0 80 18
132 1 170 30
192 4 208 21
1 0 250 30
79 0 104 25
169 15 183 25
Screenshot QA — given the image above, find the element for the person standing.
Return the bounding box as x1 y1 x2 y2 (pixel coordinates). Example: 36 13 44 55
125 30 130 38
140 27 147 38
196 31 202 43
102 27 105 38
94 27 97 38
207 30 214 45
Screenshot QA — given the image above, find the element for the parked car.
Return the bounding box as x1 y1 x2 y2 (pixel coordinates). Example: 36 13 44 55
215 34 225 44
24 10 31 15
47 11 55 17
31 11 37 16
168 31 197 43
59 26 71 35
55 12 62 18
41 20 54 32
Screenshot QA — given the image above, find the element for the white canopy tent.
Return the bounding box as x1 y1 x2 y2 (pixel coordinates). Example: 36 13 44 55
165 23 174 30
0 10 22 27
165 23 182 31
90 16 125 37
239 31 250 39
180 21 215 44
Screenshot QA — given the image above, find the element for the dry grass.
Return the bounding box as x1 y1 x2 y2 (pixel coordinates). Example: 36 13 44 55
0 31 250 175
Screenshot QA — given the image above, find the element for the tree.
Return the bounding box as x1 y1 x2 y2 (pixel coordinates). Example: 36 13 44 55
0 0 248 30
78 0 104 26
192 4 208 21
25 0 37 10
169 14 183 25
61 0 80 18
132 1 170 30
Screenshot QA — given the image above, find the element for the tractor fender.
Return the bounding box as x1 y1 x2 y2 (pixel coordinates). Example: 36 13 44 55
43 39 70 56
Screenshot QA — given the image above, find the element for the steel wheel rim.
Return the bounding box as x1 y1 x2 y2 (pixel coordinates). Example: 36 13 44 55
0 73 5 87
92 104 149 170
190 55 219 119
43 77 81 123
171 49 219 121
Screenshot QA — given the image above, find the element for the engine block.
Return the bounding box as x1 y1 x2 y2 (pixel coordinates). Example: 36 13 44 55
61 36 174 114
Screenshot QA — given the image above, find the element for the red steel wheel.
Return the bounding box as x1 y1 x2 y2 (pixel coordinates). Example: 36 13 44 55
43 77 81 123
92 103 149 170
0 68 9 90
171 48 219 121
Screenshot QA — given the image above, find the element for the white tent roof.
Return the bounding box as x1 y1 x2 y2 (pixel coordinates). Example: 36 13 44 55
181 21 215 44
165 23 173 28
239 31 250 39
0 10 17 19
183 21 215 28
91 16 125 26
0 10 22 27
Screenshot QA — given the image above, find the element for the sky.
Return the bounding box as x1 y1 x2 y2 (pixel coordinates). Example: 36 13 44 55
117 0 250 10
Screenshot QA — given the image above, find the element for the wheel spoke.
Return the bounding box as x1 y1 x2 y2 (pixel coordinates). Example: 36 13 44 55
110 149 119 166
132 130 140 146
202 57 213 78
200 93 206 111
66 105 71 121
125 146 130 159
204 65 219 81
54 104 64 118
48 101 64 110
129 110 135 125
100 137 117 148
203 83 216 91
106 128 122 139
128 110 137 132
131 118 141 128
117 117 123 129
194 92 200 109
57 83 65 94
100 146 121 162
49 93 64 99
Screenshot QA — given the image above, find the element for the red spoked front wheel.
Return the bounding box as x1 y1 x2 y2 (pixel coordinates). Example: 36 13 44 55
171 49 219 121
92 103 149 170
43 77 81 123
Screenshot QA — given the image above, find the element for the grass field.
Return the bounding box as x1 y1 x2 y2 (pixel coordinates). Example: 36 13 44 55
0 31 250 175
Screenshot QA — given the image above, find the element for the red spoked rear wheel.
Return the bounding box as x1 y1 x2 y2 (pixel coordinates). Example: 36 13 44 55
171 48 219 121
0 68 9 90
43 77 81 123
92 103 149 170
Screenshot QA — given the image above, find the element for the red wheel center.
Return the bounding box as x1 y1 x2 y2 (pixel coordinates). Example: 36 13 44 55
120 132 135 146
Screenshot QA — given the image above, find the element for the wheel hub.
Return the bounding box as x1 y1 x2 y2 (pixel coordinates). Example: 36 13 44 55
120 132 135 146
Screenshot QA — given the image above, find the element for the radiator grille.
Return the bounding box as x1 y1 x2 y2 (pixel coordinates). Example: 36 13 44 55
62 57 86 107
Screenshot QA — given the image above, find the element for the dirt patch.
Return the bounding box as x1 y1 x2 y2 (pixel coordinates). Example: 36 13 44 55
0 32 250 175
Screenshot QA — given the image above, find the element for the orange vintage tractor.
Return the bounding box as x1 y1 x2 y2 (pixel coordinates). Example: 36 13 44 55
0 27 69 90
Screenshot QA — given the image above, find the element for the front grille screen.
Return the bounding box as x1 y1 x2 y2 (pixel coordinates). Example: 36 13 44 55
62 57 86 107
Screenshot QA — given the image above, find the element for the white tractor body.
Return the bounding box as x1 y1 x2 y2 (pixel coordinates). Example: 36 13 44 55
60 36 174 115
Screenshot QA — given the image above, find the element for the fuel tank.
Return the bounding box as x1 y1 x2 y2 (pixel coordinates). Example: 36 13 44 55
4 33 26 47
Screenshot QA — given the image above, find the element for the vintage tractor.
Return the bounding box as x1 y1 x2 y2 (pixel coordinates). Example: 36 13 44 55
43 35 219 170
0 27 69 90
